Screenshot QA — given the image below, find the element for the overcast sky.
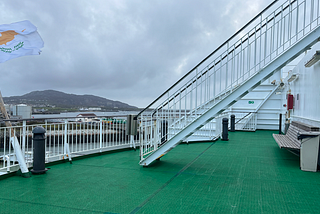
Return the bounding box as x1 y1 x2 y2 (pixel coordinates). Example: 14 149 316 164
0 0 271 108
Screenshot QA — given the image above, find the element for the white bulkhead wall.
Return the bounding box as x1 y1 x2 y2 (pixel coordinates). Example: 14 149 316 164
287 42 320 126
230 71 282 130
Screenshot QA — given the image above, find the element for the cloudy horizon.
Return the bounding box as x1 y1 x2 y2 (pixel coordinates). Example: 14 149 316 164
0 0 271 108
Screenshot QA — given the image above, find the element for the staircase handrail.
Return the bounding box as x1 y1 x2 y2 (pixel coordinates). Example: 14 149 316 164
151 0 298 117
136 0 280 119
234 112 255 125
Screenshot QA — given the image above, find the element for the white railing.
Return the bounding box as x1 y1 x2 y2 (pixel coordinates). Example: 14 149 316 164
243 113 258 131
169 117 218 142
234 112 258 131
138 0 317 161
138 110 258 156
214 113 226 139
0 116 138 175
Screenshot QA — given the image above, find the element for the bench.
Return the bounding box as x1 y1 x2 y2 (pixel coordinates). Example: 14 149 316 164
273 121 320 153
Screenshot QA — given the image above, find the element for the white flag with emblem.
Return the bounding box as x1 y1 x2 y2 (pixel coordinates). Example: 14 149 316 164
0 20 44 63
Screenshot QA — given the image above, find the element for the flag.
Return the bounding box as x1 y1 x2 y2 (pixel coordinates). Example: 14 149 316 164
0 20 44 63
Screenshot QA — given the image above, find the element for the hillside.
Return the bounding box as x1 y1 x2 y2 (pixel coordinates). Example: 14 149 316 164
3 90 138 111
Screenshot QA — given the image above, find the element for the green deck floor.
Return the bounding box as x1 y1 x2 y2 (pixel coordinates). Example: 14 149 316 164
1 130 320 214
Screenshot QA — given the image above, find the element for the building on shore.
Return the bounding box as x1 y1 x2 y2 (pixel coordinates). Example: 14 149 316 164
11 104 32 119
76 113 98 122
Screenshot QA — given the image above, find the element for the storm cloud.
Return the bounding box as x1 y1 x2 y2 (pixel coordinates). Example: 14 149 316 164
0 0 270 107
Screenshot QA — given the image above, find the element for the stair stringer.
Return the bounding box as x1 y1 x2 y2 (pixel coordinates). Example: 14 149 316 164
139 25 320 166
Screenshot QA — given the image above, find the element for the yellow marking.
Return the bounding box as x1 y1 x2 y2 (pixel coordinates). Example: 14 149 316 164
0 30 18 45
157 154 165 159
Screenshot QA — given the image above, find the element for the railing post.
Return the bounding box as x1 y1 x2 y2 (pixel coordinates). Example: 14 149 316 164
22 120 26 156
64 119 72 163
155 119 158 150
254 113 258 130
99 119 102 152
64 120 67 155
139 115 143 159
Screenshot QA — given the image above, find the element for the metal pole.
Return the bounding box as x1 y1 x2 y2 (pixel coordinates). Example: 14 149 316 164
279 114 282 134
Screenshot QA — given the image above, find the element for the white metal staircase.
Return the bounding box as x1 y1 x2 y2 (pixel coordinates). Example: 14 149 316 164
167 79 282 142
138 0 320 166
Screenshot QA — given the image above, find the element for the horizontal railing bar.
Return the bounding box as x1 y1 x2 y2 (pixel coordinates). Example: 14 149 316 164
234 112 255 124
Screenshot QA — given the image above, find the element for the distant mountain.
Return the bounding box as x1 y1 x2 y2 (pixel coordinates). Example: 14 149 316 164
3 90 138 111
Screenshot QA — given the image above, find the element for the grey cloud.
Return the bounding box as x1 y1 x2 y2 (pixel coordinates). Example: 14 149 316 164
0 0 270 107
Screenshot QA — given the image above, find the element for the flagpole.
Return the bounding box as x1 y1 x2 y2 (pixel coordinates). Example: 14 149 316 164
0 91 29 175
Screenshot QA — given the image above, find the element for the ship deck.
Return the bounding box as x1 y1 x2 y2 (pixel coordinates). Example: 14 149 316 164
1 130 320 214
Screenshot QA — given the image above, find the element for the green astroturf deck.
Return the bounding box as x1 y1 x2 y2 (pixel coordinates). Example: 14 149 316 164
1 130 320 214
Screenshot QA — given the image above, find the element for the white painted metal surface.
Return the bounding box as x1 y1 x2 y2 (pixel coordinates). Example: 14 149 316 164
300 133 320 172
182 78 282 141
286 41 320 127
139 0 320 166
231 79 282 130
